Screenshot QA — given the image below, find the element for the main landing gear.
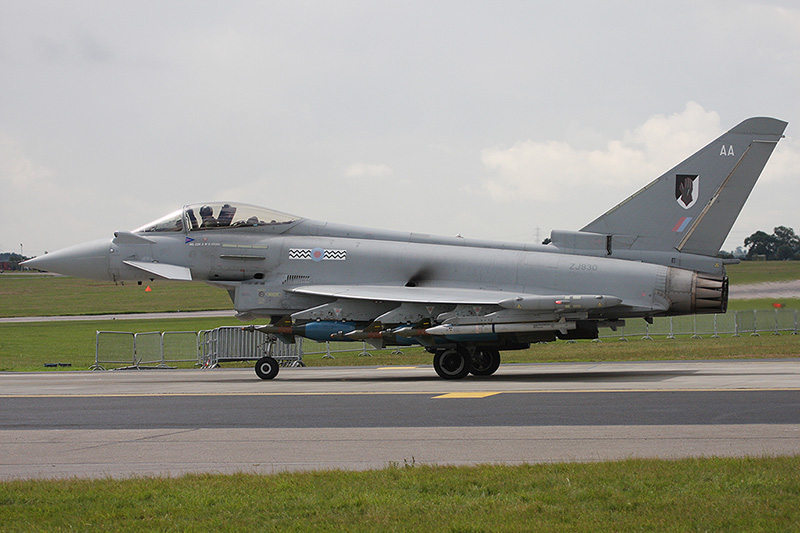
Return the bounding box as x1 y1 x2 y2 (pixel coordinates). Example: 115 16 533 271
470 347 501 377
255 356 279 380
432 347 501 379
255 347 501 380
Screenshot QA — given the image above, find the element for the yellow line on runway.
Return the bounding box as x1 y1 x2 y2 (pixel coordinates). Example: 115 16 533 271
2 388 800 399
433 392 501 398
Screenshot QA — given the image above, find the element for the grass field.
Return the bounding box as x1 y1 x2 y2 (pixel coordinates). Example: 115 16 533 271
725 260 800 285
2 457 800 531
0 317 250 371
0 274 231 318
728 297 800 310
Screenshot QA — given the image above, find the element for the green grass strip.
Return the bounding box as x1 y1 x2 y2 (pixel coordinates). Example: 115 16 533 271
2 457 800 531
0 276 230 318
725 260 800 285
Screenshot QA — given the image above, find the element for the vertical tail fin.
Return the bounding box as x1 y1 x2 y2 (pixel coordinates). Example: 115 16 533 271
581 117 787 256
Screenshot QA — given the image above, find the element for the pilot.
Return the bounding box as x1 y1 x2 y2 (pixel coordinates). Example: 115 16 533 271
200 205 217 227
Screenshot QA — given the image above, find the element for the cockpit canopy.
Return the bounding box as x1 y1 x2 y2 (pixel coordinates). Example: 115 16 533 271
133 203 301 233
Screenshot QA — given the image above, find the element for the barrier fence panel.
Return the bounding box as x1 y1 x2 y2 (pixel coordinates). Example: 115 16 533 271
272 337 305 367
714 312 739 336
216 327 261 360
768 309 798 335
779 309 798 334
162 331 201 366
93 331 136 370
694 314 718 337
673 315 697 338
134 331 163 367
200 327 303 368
753 310 774 335
199 329 215 367
615 320 647 340
642 317 671 339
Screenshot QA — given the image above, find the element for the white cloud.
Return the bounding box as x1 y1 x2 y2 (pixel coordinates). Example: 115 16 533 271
343 163 392 179
0 133 149 255
0 135 86 253
759 135 800 185
480 102 723 204
0 135 52 191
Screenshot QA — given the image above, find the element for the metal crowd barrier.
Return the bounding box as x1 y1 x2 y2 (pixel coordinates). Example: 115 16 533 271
198 326 303 368
600 309 798 341
93 309 797 370
92 331 199 370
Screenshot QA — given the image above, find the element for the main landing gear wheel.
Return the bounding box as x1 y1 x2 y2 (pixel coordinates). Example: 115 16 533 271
433 347 472 380
470 348 501 377
255 356 279 380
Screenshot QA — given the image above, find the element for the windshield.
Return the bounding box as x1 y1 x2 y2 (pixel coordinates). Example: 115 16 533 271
133 209 185 233
133 203 300 233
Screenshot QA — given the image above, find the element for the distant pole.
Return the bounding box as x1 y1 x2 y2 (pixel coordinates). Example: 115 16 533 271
20 244 23 257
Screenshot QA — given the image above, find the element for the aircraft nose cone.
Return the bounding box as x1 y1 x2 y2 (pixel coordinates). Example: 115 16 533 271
22 238 113 280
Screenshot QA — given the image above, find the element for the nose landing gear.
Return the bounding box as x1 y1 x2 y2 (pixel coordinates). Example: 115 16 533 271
255 356 279 380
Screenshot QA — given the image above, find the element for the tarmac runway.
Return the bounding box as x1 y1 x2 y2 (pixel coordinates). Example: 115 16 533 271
2 360 800 479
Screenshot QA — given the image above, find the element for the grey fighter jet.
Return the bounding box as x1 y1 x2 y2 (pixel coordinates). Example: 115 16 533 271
23 117 788 380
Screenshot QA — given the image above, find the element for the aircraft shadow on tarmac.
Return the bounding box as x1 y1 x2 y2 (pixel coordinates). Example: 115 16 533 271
206 368 699 384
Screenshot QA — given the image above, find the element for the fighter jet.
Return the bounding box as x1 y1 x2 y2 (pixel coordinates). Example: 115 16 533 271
23 117 787 380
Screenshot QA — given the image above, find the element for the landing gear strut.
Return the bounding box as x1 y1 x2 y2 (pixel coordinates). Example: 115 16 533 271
433 347 472 379
255 356 279 380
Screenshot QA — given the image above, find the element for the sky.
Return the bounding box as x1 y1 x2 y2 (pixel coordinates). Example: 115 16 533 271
2 1 799 257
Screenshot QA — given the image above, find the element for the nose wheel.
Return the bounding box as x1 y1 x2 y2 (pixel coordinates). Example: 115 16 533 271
255 356 279 380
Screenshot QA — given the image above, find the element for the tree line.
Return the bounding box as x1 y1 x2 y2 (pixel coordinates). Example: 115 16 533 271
740 226 800 260
0 252 31 271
